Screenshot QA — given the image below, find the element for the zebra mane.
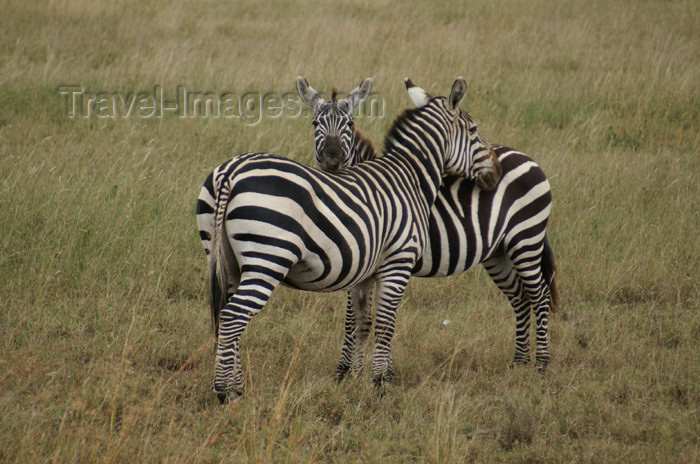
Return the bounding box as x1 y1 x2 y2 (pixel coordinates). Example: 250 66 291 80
381 102 432 155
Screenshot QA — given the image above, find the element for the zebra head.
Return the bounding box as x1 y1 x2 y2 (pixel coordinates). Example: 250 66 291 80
405 78 502 191
297 77 373 173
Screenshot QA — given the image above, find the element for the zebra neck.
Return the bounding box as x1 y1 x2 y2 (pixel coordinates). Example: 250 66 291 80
381 142 443 209
379 102 451 208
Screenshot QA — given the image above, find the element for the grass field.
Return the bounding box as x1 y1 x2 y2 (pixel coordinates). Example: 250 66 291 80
1 0 699 462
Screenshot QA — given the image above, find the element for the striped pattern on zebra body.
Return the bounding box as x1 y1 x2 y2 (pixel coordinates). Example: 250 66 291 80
197 78 502 401
300 79 559 372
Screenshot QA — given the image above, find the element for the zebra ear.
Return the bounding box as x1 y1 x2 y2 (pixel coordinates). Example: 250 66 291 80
448 77 467 112
346 78 373 111
405 78 431 107
296 76 325 109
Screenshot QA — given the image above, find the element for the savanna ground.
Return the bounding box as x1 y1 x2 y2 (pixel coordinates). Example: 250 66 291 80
1 0 698 462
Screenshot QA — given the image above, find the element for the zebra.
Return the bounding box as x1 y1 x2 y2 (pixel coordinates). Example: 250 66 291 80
196 77 502 402
298 78 559 372
296 77 377 173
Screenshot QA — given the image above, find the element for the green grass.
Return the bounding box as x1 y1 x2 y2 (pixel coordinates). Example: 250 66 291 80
1 0 699 462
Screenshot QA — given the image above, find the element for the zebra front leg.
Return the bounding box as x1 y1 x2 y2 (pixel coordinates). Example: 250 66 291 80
482 255 531 367
336 280 374 381
370 273 410 387
213 275 278 403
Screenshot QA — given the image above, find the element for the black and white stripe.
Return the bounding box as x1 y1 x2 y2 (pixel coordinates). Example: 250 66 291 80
305 81 559 371
197 78 502 401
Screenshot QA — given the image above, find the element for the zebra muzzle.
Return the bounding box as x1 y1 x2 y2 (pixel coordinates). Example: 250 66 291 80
319 136 344 173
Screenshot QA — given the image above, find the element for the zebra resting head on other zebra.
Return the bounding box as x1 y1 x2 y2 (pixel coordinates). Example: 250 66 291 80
196 77 502 402
299 77 502 191
404 78 502 190
296 76 376 173
308 78 559 373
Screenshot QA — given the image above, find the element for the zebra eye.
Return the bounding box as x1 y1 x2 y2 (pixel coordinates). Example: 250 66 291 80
312 120 319 127
469 125 478 134
347 121 354 128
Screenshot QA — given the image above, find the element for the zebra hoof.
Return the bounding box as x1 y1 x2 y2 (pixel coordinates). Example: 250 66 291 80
335 365 351 383
535 354 550 374
372 368 394 388
510 356 530 369
214 387 242 405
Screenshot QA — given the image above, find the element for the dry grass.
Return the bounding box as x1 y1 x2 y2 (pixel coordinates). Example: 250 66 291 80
1 0 699 462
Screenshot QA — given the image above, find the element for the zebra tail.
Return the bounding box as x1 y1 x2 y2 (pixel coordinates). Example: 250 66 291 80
542 233 560 314
208 178 238 337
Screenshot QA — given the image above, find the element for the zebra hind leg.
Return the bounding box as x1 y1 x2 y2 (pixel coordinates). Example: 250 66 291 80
531 279 551 372
213 273 279 403
511 251 552 372
534 232 559 372
482 255 531 367
336 280 374 381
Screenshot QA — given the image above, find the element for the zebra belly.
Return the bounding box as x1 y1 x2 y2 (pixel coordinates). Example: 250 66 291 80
284 256 372 292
